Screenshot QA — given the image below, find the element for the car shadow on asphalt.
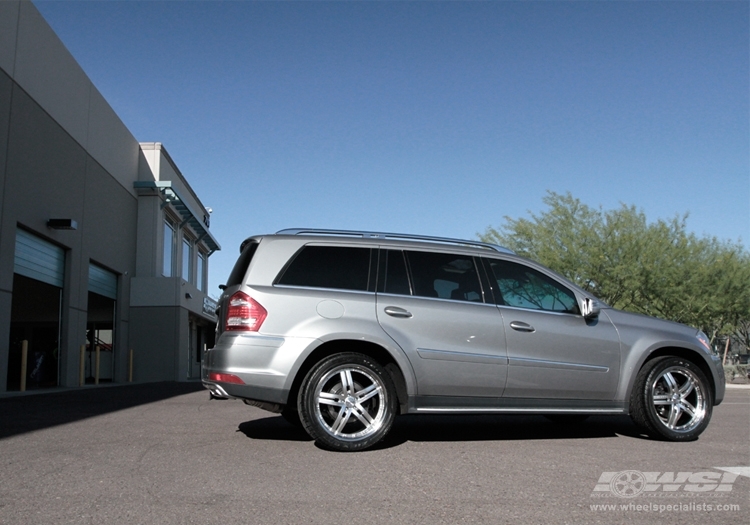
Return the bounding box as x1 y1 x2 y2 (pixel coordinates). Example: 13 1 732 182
237 414 647 450
237 417 313 442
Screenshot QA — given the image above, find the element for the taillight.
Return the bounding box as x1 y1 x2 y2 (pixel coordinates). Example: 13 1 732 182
209 372 244 384
225 292 267 332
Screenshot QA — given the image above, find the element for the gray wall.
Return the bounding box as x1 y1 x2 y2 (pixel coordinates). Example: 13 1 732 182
0 1 218 390
0 68 139 388
0 1 140 389
129 307 181 383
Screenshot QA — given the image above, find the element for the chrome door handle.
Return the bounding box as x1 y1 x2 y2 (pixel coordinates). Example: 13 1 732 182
510 321 535 333
384 306 412 319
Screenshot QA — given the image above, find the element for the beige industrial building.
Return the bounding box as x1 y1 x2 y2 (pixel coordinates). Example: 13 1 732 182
0 1 220 392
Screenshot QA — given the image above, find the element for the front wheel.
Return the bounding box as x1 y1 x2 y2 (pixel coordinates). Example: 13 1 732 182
298 353 397 451
630 356 712 441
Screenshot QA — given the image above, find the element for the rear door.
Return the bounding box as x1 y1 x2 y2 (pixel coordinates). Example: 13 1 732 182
376 249 507 398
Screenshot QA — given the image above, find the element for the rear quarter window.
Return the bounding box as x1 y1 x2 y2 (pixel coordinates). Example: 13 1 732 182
226 241 259 286
276 246 372 291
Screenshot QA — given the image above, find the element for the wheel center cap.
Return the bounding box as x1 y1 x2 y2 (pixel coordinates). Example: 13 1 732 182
345 395 357 408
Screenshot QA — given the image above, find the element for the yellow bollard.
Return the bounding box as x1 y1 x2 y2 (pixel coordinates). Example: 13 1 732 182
80 345 86 386
20 340 28 392
128 349 134 383
95 345 100 385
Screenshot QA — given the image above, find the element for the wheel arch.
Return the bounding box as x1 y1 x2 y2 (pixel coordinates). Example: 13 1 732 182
285 339 410 415
623 346 717 412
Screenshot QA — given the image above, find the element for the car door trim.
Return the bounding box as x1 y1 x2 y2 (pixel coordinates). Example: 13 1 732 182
417 348 509 365
508 356 609 372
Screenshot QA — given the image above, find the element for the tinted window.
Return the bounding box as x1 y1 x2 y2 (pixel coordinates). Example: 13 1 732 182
226 241 258 286
406 251 482 302
277 246 371 291
487 259 578 313
383 250 411 295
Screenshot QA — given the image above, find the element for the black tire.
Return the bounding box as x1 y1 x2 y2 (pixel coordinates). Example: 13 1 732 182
630 356 712 441
544 414 590 425
298 353 397 452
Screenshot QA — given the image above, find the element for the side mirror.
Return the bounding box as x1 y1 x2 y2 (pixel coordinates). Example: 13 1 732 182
581 297 600 319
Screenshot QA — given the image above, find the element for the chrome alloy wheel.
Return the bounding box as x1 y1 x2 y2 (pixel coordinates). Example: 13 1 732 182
313 364 388 442
649 365 707 433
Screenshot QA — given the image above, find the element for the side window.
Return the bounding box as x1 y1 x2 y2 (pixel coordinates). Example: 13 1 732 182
405 251 482 302
383 250 411 295
182 237 193 283
487 259 578 313
277 246 371 291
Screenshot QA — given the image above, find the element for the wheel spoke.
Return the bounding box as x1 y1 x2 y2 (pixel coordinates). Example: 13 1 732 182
331 407 351 434
652 394 671 405
318 391 344 407
356 383 380 403
662 372 679 393
679 400 696 418
340 370 354 394
666 404 682 428
679 377 695 398
352 403 375 426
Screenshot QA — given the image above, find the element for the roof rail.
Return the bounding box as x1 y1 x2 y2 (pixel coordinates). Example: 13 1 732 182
275 228 514 254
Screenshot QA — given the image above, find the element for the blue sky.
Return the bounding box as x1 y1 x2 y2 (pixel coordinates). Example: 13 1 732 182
34 0 749 296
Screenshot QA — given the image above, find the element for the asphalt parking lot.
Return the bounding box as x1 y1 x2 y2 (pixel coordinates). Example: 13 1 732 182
0 383 748 525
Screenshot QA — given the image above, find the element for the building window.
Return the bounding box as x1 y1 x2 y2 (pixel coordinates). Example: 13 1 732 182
182 238 193 283
197 251 206 292
163 221 175 277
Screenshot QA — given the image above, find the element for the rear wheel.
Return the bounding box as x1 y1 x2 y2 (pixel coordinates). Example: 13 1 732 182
630 356 712 441
298 353 397 451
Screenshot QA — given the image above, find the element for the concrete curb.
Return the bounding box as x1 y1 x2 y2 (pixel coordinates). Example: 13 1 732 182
725 383 750 389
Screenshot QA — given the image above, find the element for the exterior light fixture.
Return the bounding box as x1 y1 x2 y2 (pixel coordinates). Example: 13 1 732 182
47 219 78 230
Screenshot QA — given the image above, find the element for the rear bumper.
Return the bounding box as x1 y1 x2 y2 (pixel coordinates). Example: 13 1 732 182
202 332 317 406
202 379 288 407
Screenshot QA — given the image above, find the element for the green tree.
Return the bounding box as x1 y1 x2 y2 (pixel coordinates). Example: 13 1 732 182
480 192 750 348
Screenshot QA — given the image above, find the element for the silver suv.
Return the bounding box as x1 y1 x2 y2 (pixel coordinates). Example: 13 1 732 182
203 229 725 451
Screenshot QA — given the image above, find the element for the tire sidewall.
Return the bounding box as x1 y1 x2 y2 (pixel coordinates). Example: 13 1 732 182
641 357 713 441
298 352 397 451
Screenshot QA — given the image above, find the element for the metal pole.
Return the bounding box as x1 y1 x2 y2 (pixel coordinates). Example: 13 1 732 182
20 340 28 392
79 344 86 386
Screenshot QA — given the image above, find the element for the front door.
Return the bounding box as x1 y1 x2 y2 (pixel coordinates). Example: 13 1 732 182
485 258 620 400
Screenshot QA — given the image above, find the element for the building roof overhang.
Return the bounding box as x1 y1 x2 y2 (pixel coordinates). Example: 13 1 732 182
134 180 221 254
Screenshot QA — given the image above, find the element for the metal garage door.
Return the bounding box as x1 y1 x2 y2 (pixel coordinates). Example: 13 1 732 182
88 263 117 299
14 229 64 287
